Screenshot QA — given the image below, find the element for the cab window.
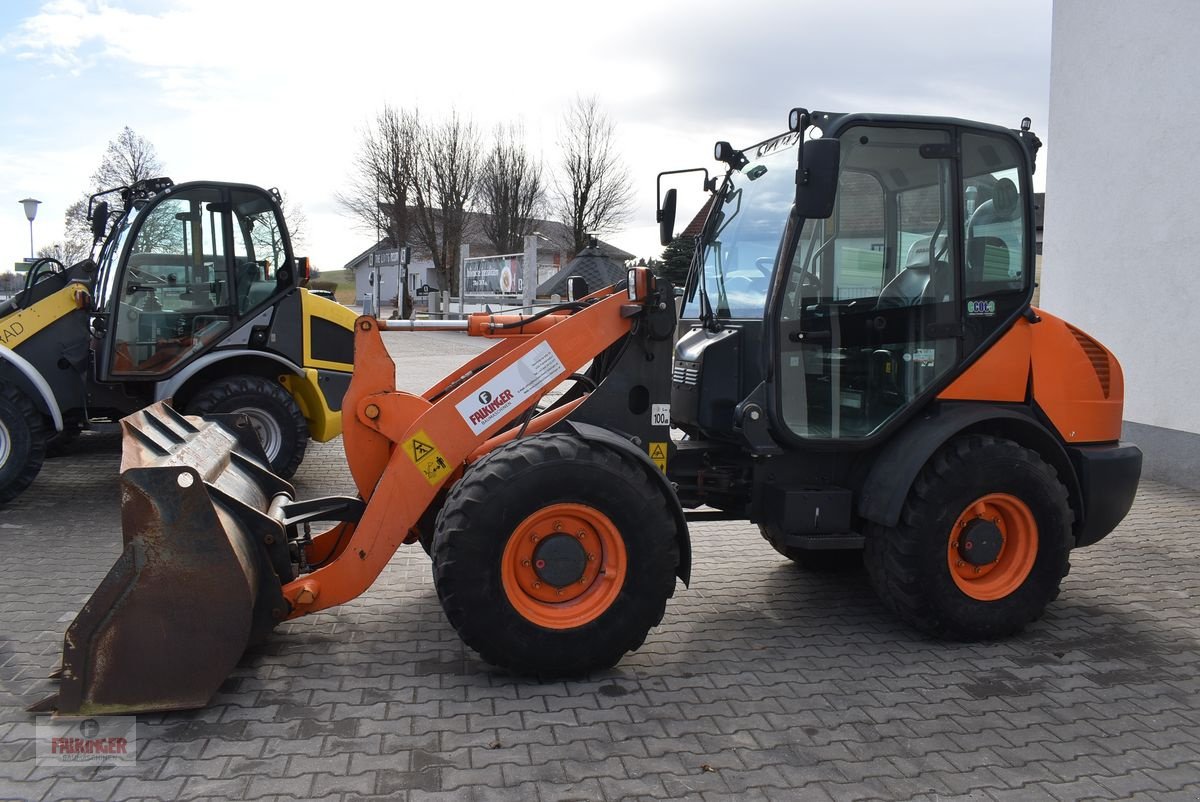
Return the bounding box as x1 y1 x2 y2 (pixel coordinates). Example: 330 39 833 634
111 191 232 375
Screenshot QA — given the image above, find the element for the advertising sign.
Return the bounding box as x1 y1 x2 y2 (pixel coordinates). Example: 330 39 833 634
464 254 522 297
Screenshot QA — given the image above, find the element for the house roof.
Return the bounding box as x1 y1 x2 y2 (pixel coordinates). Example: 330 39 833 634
344 211 633 270
536 242 629 297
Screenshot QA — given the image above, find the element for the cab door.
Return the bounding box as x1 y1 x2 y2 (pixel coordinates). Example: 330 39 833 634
772 124 963 441
104 186 236 378
770 123 1033 443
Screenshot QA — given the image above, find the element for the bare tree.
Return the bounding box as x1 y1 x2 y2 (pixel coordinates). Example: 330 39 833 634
553 96 635 255
337 105 419 250
93 127 163 191
57 127 165 259
478 124 545 254
410 110 481 295
36 239 90 267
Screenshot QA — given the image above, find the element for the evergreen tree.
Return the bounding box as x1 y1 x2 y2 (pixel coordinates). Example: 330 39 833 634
657 235 695 286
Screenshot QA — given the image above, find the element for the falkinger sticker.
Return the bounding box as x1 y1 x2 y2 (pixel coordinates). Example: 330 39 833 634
456 341 566 435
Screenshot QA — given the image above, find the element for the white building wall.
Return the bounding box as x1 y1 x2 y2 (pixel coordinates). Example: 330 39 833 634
1043 0 1200 436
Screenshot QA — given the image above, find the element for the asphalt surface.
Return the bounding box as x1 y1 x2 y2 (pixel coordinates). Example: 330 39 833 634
2 331 1199 801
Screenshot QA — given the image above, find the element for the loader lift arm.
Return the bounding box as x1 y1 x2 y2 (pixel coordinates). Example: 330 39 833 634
287 283 676 616
40 268 688 715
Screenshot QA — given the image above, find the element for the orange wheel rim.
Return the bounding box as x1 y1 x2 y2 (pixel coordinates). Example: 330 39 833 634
500 503 627 629
947 493 1038 601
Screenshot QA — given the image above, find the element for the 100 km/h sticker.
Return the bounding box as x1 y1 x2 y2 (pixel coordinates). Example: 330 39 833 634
455 341 566 435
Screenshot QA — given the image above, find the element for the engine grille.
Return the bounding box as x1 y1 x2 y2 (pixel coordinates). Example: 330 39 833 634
672 360 700 386
1066 324 1111 398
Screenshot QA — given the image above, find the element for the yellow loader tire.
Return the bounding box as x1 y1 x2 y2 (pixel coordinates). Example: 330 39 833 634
0 384 47 505
186 375 308 478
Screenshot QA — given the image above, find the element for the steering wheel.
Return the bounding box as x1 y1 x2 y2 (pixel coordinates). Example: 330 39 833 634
23 257 64 294
754 257 776 277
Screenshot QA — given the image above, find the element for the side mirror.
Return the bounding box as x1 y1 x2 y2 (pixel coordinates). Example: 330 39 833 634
567 275 589 302
658 188 677 247
795 138 840 219
90 201 109 243
296 256 310 286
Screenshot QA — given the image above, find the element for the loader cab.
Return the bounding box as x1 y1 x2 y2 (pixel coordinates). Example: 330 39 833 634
92 182 298 380
674 114 1036 445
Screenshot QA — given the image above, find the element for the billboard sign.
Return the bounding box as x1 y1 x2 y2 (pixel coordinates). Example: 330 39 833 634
464 254 523 297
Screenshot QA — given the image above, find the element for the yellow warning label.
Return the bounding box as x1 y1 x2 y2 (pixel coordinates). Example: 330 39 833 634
403 429 452 486
649 442 668 473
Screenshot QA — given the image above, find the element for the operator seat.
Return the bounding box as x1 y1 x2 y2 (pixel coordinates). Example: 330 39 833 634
875 237 938 309
236 261 262 309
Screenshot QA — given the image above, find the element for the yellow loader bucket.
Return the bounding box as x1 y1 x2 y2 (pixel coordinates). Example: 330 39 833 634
32 402 297 715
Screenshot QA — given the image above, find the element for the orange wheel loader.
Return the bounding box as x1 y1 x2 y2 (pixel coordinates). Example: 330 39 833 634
36 109 1141 715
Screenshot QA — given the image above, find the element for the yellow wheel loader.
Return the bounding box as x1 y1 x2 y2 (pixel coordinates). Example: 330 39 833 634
0 178 355 505
36 110 1141 716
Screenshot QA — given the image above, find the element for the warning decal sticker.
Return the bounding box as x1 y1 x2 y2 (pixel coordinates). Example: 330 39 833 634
403 429 452 486
649 442 668 473
455 341 566 435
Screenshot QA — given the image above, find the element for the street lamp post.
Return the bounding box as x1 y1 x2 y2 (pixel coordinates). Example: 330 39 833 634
19 198 41 259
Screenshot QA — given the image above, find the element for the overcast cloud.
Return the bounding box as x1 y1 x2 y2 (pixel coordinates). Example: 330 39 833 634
0 0 1051 270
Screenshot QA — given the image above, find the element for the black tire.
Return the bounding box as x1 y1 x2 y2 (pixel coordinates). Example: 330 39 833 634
0 385 47 505
432 433 680 676
864 434 1073 640
758 525 863 572
185 375 308 478
45 424 82 458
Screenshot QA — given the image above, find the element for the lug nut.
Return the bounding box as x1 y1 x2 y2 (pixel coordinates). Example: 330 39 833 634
554 521 562 531
522 559 531 567
587 553 596 561
533 581 542 589
577 531 585 539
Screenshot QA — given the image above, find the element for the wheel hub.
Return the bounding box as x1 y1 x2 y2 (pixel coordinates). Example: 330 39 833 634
500 503 628 628
958 518 1003 565
0 418 10 467
947 493 1039 602
231 406 282 461
531 534 589 588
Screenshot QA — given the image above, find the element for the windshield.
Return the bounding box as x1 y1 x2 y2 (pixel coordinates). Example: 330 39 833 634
685 132 800 319
95 207 135 312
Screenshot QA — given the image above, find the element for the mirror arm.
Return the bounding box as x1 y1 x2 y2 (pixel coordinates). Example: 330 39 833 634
656 167 712 220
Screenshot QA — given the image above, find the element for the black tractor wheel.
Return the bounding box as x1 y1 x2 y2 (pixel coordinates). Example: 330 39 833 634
864 434 1073 640
758 525 863 572
432 433 680 676
185 375 308 478
45 423 82 458
0 385 47 505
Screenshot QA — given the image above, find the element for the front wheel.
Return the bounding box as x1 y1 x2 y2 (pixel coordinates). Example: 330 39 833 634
864 434 1073 640
432 433 680 675
185 375 308 478
0 385 47 505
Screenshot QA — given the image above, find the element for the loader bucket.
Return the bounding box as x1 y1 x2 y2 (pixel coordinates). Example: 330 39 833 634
32 402 296 715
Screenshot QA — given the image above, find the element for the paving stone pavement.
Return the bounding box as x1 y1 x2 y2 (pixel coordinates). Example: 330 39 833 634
2 331 1199 801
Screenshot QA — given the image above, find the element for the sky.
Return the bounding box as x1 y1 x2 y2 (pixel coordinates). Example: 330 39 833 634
0 0 1052 274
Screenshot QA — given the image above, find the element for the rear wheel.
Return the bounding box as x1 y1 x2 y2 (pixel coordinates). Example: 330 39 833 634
185 375 308 478
0 385 47 505
864 435 1072 640
432 433 679 675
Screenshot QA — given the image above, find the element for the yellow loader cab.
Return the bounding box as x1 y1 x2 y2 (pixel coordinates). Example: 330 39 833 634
0 178 356 504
